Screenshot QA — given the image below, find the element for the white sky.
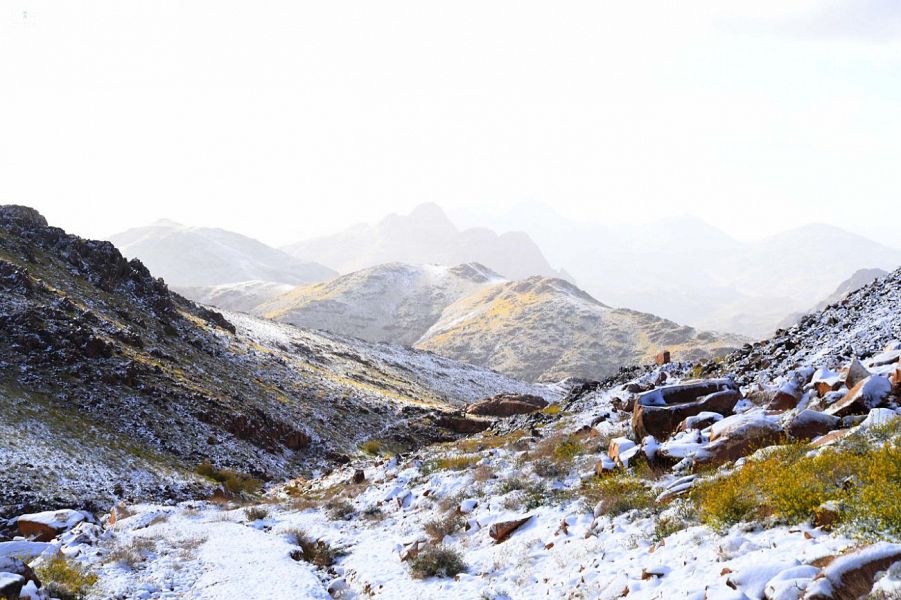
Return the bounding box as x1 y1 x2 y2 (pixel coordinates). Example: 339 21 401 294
2 1 900 247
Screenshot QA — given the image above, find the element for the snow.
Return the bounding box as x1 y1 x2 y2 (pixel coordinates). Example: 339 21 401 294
14 508 88 530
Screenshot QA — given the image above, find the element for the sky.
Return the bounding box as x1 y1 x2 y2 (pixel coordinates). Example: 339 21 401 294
2 1 900 247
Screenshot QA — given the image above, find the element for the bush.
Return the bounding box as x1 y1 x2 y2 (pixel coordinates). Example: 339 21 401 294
693 442 901 536
35 555 98 600
422 455 480 474
326 499 356 521
532 458 564 478
581 474 656 517
410 545 466 579
195 460 261 495
360 439 385 455
424 513 466 542
244 506 269 521
285 529 343 567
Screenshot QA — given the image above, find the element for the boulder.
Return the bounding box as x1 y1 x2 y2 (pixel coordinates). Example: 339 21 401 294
465 394 548 417
434 415 490 434
351 469 365 485
787 410 841 441
695 413 784 466
0 573 24 600
0 557 40 590
810 429 852 448
489 516 532 544
804 543 901 600
844 359 871 390
859 408 898 430
655 351 671 366
608 437 640 467
632 389 741 440
635 378 738 407
15 509 87 542
768 381 802 412
676 411 723 433
824 376 892 418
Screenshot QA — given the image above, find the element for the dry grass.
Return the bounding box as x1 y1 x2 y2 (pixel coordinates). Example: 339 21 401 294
424 513 466 542
409 545 466 579
580 474 656 517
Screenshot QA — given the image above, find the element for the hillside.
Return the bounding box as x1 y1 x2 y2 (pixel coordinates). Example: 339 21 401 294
257 262 503 346
778 268 890 329
108 220 336 288
281 203 569 282
417 276 747 381
0 206 555 517
9 265 900 600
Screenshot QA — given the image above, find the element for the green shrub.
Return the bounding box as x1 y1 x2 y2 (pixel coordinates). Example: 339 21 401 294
35 555 98 600
422 455 480 474
693 442 901 537
581 474 655 517
410 545 466 579
326 499 356 521
195 460 262 495
360 439 385 455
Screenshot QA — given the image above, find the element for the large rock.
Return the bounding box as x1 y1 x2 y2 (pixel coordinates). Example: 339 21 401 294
465 393 548 417
489 516 532 543
15 509 87 542
695 413 784 466
804 543 901 600
0 557 40 590
787 410 841 441
824 376 892 418
635 379 738 407
844 359 871 390
0 573 24 600
632 388 741 440
768 381 802 411
433 414 490 434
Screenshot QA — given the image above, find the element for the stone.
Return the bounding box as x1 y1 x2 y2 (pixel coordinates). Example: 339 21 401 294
813 501 842 531
0 557 40 590
655 351 671 366
804 543 901 600
695 413 784 466
489 516 532 543
860 408 898 430
824 376 892 418
810 429 852 448
465 394 548 417
608 437 637 463
0 573 25 600
768 381 803 411
676 411 723 433
787 410 841 441
636 378 738 407
632 388 741 439
351 469 365 485
433 415 490 434
844 359 871 390
15 509 87 543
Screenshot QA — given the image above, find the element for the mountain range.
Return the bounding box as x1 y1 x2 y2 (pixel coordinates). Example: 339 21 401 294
258 263 747 382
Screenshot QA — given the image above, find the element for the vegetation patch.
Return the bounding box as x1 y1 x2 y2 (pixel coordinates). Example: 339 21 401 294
196 460 262 495
580 474 656 517
244 506 270 521
422 455 480 474
36 555 99 600
285 529 344 567
692 442 901 537
424 513 466 542
409 545 467 579
325 499 356 521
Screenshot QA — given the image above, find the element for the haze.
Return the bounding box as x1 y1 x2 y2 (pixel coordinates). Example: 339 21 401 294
2 0 900 248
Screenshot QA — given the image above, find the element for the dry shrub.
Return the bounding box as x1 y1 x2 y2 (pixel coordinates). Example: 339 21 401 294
195 460 261 495
35 555 98 600
409 545 466 579
472 465 495 482
424 513 466 542
285 529 343 567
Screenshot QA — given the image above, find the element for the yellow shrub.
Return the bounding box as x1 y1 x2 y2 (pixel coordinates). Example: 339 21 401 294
36 555 98 599
581 474 655 516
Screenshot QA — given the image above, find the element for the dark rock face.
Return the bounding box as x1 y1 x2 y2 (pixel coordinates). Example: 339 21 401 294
489 516 532 543
434 415 491 434
632 387 741 439
465 393 548 417
786 410 841 441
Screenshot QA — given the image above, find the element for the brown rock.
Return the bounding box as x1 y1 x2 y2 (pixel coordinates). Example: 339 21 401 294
787 410 841 441
434 415 490 434
695 414 784 466
824 376 892 418
489 516 532 544
0 574 25 600
655 351 671 366
815 380 842 397
813 501 841 531
809 429 852 448
0 557 40 590
465 394 549 417
352 469 365 485
676 413 721 433
632 389 741 439
636 379 738 408
768 383 802 412
16 510 86 542
844 359 871 390
804 543 901 600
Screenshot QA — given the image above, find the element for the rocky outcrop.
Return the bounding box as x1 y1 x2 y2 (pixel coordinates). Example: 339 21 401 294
489 516 532 544
824 376 892 418
694 413 785 466
631 381 740 439
465 394 548 417
786 410 841 441
804 543 901 600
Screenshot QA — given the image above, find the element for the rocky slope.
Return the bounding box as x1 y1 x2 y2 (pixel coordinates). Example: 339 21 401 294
281 203 570 282
778 267 890 329
256 262 503 346
5 264 899 600
0 206 555 517
108 219 336 288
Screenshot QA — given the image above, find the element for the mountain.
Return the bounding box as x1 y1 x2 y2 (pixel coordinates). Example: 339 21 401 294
453 204 901 338
108 220 337 288
416 276 747 382
0 206 553 515
175 280 296 313
777 267 890 329
259 265 746 382
256 262 503 346
281 203 568 281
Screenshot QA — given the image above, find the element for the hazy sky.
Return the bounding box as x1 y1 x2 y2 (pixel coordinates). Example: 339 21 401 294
2 1 900 247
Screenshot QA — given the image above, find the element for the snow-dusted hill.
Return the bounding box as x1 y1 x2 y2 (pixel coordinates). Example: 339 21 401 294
108 220 336 288
257 262 503 346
